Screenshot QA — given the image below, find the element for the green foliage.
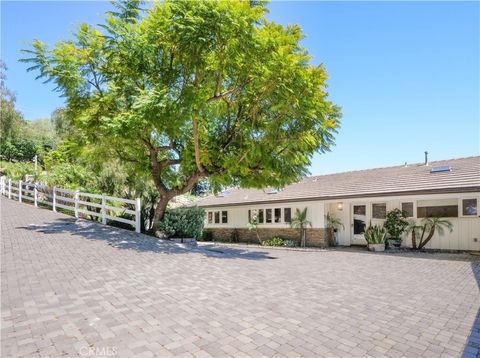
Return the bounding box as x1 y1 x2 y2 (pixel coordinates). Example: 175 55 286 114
247 210 261 243
364 224 387 245
230 228 240 243
383 209 408 240
22 0 341 223
44 162 93 190
0 60 23 141
326 212 344 231
261 237 285 247
0 161 36 180
201 230 213 242
283 239 297 247
0 138 38 162
156 207 205 239
291 207 311 247
0 62 58 162
406 217 453 250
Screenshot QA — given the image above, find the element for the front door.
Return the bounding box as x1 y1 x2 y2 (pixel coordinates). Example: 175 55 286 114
352 204 367 245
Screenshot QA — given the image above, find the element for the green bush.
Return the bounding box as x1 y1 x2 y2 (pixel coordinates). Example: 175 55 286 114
156 207 205 239
261 237 285 247
384 209 408 240
283 239 297 247
201 230 213 242
230 229 240 243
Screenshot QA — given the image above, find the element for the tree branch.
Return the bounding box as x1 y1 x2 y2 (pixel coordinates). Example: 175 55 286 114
192 116 205 174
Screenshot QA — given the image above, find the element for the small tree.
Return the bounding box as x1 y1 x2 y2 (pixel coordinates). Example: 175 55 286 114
406 217 453 250
325 212 344 246
291 207 311 247
383 209 408 241
247 209 261 244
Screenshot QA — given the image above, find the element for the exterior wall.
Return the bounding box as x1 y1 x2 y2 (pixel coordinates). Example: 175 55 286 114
202 191 480 251
325 192 480 251
204 201 324 229
204 228 327 247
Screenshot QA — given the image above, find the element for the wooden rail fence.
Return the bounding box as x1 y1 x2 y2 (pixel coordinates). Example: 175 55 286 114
0 176 141 233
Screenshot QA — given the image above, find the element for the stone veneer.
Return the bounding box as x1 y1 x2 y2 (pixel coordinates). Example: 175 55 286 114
204 227 327 247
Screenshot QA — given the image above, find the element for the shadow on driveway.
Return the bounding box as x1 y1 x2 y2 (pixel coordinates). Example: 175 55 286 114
18 218 275 261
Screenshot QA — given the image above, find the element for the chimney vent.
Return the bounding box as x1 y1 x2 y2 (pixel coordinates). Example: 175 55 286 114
424 151 429 166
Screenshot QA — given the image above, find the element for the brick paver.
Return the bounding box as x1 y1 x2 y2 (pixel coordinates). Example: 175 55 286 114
1 197 479 357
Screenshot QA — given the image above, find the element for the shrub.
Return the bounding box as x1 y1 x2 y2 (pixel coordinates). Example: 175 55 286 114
156 207 205 239
384 209 408 240
261 237 285 247
201 230 213 242
283 240 297 247
364 224 387 244
230 229 240 243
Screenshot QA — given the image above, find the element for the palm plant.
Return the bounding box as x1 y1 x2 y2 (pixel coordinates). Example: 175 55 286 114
290 207 312 247
326 212 344 246
406 217 453 250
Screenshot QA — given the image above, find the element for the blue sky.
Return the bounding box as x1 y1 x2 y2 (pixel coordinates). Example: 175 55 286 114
1 1 479 174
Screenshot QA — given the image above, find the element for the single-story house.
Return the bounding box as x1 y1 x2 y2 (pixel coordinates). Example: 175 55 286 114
196 156 480 250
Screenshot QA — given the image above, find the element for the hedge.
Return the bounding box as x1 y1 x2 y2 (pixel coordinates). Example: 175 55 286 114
156 207 205 239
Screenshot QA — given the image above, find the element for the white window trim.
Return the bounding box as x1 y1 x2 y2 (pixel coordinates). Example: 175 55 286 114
400 201 416 219
459 197 479 218
371 202 387 220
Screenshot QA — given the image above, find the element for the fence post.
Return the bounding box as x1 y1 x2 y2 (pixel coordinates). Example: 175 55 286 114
0 177 4 195
74 190 79 218
34 184 38 207
135 198 141 234
8 179 11 199
101 194 107 225
18 180 22 203
53 187 57 212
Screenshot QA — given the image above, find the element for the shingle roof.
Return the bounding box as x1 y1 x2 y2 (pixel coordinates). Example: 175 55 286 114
196 156 480 207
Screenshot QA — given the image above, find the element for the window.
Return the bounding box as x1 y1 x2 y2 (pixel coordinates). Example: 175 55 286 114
284 208 292 223
417 199 458 218
214 211 220 223
221 211 228 223
258 209 264 223
462 199 478 216
372 203 387 219
401 202 414 218
266 209 272 223
274 208 281 223
208 212 213 224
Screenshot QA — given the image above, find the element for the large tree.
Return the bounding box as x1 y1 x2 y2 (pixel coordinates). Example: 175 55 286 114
23 0 341 227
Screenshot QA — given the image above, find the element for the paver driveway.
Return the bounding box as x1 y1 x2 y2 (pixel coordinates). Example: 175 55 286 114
1 197 479 357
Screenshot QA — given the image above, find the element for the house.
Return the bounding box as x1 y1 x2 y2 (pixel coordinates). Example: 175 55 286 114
196 156 480 250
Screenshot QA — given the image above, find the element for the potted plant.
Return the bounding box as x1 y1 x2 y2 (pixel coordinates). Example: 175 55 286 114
383 209 408 248
364 223 387 252
325 213 344 246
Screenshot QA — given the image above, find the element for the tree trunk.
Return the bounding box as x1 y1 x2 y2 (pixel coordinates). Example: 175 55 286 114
411 229 417 249
418 227 435 250
151 196 170 232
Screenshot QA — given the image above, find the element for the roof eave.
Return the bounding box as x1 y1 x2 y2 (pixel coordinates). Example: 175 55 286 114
196 186 480 208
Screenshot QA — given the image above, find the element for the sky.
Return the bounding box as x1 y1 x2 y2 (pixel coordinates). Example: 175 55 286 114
1 1 479 175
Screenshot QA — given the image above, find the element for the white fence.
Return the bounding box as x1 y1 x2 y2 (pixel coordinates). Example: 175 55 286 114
0 176 141 233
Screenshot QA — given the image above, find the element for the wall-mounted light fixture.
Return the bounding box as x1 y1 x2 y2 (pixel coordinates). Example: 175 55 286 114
337 202 343 211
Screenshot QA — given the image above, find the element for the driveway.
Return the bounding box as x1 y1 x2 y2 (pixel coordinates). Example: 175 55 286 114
1 197 479 357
